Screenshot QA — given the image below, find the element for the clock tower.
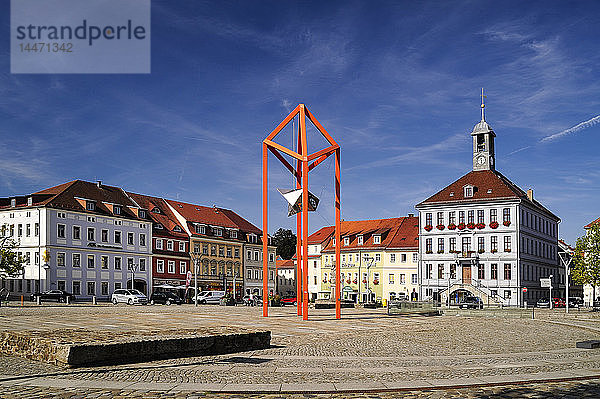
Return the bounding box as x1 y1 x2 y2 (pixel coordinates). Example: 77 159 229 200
471 88 496 171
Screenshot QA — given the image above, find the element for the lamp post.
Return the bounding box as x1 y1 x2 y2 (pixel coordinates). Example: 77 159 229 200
363 256 374 304
559 251 572 314
128 260 139 292
190 251 202 307
549 274 553 309
41 250 50 294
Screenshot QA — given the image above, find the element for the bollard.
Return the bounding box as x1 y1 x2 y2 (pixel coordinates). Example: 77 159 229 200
21 295 24 306
92 296 97 305
66 296 70 305
36 295 41 306
532 306 535 320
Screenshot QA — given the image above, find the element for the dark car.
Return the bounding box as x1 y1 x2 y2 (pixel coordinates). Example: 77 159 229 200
30 290 74 303
569 297 584 307
458 296 484 309
281 296 298 306
149 292 182 305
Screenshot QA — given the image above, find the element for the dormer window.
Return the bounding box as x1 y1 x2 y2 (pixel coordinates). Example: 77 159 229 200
27 197 33 206
332 238 336 247
214 227 222 237
357 235 363 246
248 234 257 244
464 185 474 198
10 198 16 207
373 235 381 244
343 237 349 246
155 223 163 229
231 230 237 238
139 210 146 218
114 206 121 215
86 201 95 211
152 208 161 214
173 226 182 232
194 225 205 234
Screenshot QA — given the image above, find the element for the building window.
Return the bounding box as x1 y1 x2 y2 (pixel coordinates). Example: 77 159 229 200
87 255 95 268
214 228 222 237
478 237 485 253
491 263 498 280
115 282 122 291
115 231 121 244
504 290 511 299
437 212 444 226
448 237 456 253
504 263 511 280
72 226 81 240
254 251 259 261
140 234 146 247
235 248 240 258
114 206 121 215
101 256 109 269
156 239 163 250
165 240 173 251
375 253 381 262
390 254 396 263
467 210 474 224
438 238 444 253
373 235 381 244
35 252 40 265
168 261 175 274
490 209 497 223
459 211 465 224
426 264 433 279
461 237 471 253
115 257 121 270
231 230 237 238
438 264 444 279
425 213 432 226
211 246 216 256
55 280 64 292
178 242 185 252
101 229 109 243
491 236 498 252
128 232 134 245
478 263 485 279
72 253 81 267
57 252 65 267
202 245 208 255
503 208 510 223
411 274 418 285
357 235 363 245
157 260 164 273
180 261 186 274
139 210 146 218
344 237 349 246
227 247 232 257
449 211 456 225
72 281 81 295
504 236 511 252
101 282 109 296
87 227 95 241
35 223 39 236
87 281 95 296
57 224 66 238
464 186 473 197
219 247 225 257
477 210 484 224
86 201 95 211
426 238 432 253
269 253 275 262
139 259 146 271
450 263 456 279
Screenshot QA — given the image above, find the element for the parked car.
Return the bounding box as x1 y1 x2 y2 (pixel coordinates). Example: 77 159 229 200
149 291 182 305
193 290 225 304
242 294 261 306
552 297 566 308
280 296 298 306
30 290 74 303
569 297 584 307
537 298 550 308
111 289 148 305
458 296 483 309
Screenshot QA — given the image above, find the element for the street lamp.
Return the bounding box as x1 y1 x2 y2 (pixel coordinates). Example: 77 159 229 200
41 250 50 294
128 260 138 291
559 251 572 314
549 274 554 310
363 256 375 304
190 251 202 307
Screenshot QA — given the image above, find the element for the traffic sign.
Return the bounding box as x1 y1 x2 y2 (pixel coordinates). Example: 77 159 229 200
540 278 551 288
522 287 528 293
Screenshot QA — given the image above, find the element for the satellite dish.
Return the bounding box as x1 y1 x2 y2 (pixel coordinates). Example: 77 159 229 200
277 188 320 217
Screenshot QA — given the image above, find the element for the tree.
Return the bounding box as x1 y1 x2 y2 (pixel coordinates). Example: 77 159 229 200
572 223 600 301
0 238 25 277
272 228 297 260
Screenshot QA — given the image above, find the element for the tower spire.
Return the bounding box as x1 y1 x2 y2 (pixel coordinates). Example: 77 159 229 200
480 87 486 122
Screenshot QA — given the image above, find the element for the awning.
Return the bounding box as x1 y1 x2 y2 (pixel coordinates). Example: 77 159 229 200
154 284 178 289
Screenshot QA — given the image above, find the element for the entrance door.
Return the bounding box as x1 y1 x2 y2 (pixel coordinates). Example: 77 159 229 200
462 265 471 284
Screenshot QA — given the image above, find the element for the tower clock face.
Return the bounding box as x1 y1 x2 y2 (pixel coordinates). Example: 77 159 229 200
477 156 486 165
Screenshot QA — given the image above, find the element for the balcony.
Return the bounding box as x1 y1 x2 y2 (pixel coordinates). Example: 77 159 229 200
453 251 479 260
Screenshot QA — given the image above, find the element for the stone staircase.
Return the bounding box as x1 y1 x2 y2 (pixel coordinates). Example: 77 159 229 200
440 280 506 306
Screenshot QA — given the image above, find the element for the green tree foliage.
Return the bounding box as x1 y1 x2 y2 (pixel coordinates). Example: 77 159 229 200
572 223 600 298
0 238 25 277
272 228 297 260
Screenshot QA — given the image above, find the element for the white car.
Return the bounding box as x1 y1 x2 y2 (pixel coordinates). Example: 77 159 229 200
111 289 148 305
193 290 225 304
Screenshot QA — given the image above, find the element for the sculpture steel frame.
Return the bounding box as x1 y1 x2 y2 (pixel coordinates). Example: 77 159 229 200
262 104 341 320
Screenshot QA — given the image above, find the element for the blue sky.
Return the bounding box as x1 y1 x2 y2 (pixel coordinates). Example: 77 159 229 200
1 1 599 245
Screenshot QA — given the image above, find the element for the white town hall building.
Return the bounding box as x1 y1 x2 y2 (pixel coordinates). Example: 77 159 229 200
416 97 561 307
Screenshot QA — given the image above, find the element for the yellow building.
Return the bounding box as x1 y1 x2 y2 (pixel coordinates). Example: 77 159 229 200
320 216 419 303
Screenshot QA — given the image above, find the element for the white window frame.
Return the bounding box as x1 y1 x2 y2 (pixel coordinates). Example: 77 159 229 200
157 259 164 273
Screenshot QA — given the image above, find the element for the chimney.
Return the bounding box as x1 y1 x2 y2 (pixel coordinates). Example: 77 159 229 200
96 180 102 188
408 213 414 217
527 189 533 201
213 205 219 213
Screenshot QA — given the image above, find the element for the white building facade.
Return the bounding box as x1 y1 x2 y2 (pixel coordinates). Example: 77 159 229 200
416 105 560 307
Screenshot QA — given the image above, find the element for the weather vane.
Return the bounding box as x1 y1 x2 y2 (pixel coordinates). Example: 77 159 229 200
480 87 486 121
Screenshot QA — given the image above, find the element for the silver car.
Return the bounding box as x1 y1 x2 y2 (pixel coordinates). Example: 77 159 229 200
111 289 148 305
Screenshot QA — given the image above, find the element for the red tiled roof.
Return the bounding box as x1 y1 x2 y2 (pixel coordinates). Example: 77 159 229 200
416 170 559 220
127 192 188 239
276 258 295 269
585 217 600 229
308 226 335 244
165 199 239 229
321 216 419 253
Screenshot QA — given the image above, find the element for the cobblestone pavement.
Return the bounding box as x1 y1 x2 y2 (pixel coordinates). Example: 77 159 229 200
1 304 600 395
